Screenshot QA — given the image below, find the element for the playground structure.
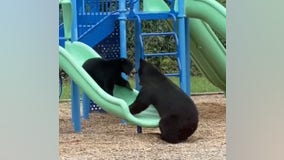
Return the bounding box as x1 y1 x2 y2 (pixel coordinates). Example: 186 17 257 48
59 0 226 132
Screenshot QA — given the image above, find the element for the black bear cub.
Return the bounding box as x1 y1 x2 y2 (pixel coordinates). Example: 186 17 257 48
129 59 199 144
82 58 135 96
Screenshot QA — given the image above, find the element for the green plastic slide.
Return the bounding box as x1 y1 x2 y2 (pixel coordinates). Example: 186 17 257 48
59 41 160 127
143 0 226 91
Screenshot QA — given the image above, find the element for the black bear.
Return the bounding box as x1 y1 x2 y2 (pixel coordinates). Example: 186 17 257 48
129 59 199 144
82 58 135 96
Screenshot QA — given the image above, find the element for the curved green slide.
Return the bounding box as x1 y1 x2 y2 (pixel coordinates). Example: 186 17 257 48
59 41 160 127
144 0 226 91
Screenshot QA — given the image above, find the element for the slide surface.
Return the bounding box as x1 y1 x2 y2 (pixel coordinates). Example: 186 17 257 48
143 0 226 91
59 41 160 127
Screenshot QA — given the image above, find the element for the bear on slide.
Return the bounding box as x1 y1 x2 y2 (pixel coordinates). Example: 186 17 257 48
129 59 199 144
83 58 135 96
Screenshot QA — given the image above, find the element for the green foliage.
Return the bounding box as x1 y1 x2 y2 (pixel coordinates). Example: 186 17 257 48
217 0 226 7
60 79 71 99
168 76 221 93
190 76 222 93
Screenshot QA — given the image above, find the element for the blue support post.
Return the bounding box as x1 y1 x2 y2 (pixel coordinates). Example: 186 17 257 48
118 0 127 58
134 17 142 91
132 0 140 12
71 81 81 132
134 15 143 134
71 0 81 132
177 0 190 95
185 18 191 94
82 93 90 119
81 0 90 118
71 0 78 40
118 0 127 125
137 126 142 134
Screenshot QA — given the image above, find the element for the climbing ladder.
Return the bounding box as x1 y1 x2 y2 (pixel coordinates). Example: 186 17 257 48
125 0 190 133
128 0 190 94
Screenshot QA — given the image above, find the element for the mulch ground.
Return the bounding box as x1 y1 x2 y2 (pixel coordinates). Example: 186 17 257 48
59 94 226 160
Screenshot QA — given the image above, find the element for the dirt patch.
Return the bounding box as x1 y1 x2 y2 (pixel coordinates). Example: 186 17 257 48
59 94 226 160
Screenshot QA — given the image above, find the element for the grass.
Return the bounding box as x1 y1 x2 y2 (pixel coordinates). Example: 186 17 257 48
60 80 78 100
172 76 222 93
60 76 222 100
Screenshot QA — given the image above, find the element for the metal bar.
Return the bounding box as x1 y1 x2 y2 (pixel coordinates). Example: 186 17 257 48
82 93 90 119
164 73 180 77
128 12 175 20
118 0 127 58
140 32 176 37
70 0 81 132
144 52 177 57
177 0 190 95
185 18 191 94
134 16 142 90
71 80 81 132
